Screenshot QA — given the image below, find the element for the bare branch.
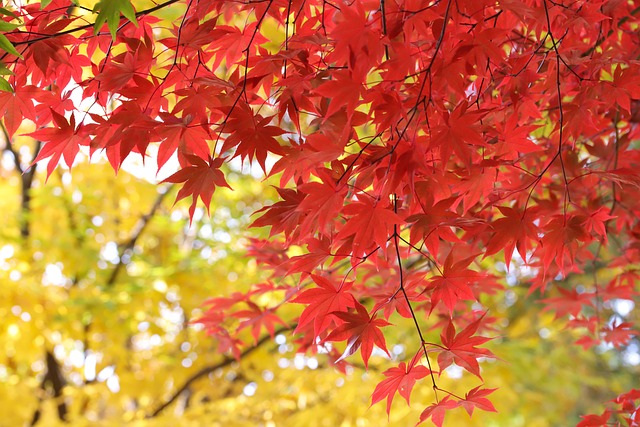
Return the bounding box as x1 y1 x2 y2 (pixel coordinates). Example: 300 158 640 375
147 325 292 418
106 187 172 286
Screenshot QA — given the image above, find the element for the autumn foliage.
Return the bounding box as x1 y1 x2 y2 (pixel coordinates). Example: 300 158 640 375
1 0 640 425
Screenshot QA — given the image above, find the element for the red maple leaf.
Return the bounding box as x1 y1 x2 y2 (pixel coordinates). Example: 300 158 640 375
314 70 366 119
430 101 487 167
540 287 594 319
459 386 497 416
335 197 403 257
418 396 459 427
576 411 612 427
251 187 306 241
581 207 615 242
156 112 212 170
484 206 538 266
406 196 463 257
284 236 332 277
436 316 495 378
427 252 480 314
233 301 288 345
162 155 231 219
601 321 637 349
291 274 356 336
324 301 391 368
614 388 640 404
30 110 86 179
296 169 348 235
538 214 591 271
371 272 427 320
220 104 285 173
370 350 431 415
0 83 40 137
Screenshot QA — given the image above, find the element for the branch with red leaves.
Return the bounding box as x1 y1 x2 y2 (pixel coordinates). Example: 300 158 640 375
1 0 639 425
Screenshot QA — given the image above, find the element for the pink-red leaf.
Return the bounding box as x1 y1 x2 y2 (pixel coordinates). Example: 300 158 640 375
459 386 497 416
437 316 495 378
162 155 231 219
291 274 356 337
324 301 391 368
418 396 459 427
371 350 431 415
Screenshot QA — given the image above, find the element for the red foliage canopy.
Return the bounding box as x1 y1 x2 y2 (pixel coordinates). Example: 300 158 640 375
1 0 639 424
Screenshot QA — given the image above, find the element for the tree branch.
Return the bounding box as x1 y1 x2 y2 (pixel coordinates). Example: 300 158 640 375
2 124 41 239
12 0 182 47
147 325 291 418
30 350 67 426
106 187 171 286
580 6 640 58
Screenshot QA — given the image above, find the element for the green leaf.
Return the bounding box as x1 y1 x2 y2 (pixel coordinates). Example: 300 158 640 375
0 8 19 19
93 0 138 40
0 33 21 58
40 0 53 9
0 63 13 75
0 21 19 32
0 76 12 92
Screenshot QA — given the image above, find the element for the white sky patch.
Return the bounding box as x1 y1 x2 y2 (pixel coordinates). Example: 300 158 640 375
445 365 463 379
43 263 66 287
101 241 120 264
84 352 97 382
243 381 257 396
97 365 115 382
612 299 635 317
106 374 120 393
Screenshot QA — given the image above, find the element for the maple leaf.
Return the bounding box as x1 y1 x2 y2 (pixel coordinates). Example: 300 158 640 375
538 214 591 271
581 207 615 242
221 105 285 173
418 396 459 427
284 237 332 277
459 386 497 416
335 197 403 257
88 102 158 171
324 301 391 368
233 301 288 345
29 110 85 179
484 206 538 266
606 64 640 114
406 197 463 257
371 273 426 320
203 324 244 361
601 321 637 349
173 81 228 122
494 115 542 156
162 155 231 219
208 23 268 70
370 350 431 415
314 70 365 119
251 187 306 240
291 274 356 337
0 83 40 137
540 287 594 319
430 101 487 167
576 411 612 427
156 113 211 170
437 316 495 378
454 167 495 214
93 0 138 39
614 388 640 405
426 252 480 314
296 169 348 235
